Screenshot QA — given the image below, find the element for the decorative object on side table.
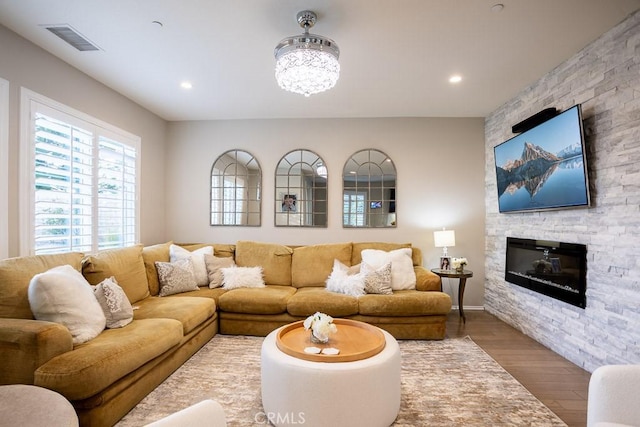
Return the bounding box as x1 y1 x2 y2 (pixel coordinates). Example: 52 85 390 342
304 312 337 344
452 257 467 273
434 228 456 257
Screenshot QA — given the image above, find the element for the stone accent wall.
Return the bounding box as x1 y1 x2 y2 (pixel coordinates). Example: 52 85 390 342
484 10 640 372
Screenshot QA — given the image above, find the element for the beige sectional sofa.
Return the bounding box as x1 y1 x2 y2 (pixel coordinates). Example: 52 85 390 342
0 240 451 427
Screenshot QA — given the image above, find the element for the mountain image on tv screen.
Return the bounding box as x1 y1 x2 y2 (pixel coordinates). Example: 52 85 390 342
494 105 590 213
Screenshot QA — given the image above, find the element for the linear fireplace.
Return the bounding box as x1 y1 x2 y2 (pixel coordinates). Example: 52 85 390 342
505 237 587 308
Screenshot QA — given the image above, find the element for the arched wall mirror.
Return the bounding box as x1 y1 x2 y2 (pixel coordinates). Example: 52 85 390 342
210 149 261 226
275 149 328 227
343 149 397 228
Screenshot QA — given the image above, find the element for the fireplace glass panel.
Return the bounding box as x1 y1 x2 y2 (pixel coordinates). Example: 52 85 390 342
505 237 587 308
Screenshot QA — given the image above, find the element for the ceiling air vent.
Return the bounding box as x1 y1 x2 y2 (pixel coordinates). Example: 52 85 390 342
44 25 100 51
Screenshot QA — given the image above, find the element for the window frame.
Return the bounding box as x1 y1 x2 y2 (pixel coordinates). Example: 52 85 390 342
343 190 367 227
19 88 141 256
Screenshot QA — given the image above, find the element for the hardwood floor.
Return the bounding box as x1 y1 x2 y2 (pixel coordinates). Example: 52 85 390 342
446 310 591 427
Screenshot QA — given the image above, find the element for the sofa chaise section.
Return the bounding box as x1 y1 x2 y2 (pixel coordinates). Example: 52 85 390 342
0 246 218 427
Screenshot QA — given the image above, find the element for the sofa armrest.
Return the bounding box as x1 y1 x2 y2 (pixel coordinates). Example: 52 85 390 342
144 399 227 427
0 318 73 384
414 266 441 292
587 365 640 427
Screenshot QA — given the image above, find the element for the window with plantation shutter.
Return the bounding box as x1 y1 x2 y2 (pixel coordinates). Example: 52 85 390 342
34 113 94 253
21 89 140 255
98 136 137 250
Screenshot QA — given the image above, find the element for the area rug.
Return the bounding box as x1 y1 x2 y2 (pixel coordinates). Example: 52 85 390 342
117 335 566 426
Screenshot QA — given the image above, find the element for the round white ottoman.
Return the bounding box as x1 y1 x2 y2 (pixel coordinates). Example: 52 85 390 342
261 326 401 427
0 384 78 427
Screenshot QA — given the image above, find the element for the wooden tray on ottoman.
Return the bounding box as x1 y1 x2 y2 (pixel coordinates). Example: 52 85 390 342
276 319 386 363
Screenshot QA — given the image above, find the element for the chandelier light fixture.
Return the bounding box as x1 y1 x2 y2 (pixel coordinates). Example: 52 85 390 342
274 10 340 97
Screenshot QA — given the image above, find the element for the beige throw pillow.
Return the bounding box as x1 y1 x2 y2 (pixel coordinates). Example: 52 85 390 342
204 254 236 288
361 262 393 295
92 276 134 328
28 264 106 344
155 259 199 296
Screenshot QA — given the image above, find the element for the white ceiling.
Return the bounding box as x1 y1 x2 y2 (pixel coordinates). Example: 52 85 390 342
1 0 638 121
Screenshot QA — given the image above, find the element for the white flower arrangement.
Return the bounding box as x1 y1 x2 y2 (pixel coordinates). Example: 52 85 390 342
452 257 468 270
303 312 337 342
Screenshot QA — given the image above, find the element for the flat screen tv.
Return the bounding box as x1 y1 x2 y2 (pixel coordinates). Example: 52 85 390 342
494 105 590 213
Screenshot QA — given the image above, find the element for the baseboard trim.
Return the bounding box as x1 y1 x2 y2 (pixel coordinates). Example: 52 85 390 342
452 306 485 311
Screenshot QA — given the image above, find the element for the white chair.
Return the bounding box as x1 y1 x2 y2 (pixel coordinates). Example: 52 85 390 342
144 399 227 427
587 365 640 427
0 384 79 427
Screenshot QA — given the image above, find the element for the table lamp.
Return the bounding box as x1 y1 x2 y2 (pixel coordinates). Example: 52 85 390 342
434 229 455 257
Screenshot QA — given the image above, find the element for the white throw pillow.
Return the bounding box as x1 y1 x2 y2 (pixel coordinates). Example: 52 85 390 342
169 244 213 286
221 266 265 290
156 259 200 296
92 276 134 329
325 259 366 297
360 248 416 290
28 264 106 344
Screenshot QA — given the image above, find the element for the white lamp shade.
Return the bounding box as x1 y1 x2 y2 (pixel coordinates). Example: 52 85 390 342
434 230 456 248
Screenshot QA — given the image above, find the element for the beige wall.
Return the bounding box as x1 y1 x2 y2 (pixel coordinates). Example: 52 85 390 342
0 24 168 256
0 23 487 307
166 117 487 307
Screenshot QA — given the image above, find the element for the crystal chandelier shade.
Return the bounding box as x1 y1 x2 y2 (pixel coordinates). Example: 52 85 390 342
274 11 340 97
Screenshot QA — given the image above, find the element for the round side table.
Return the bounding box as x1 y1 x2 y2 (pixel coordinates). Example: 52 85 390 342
431 268 473 322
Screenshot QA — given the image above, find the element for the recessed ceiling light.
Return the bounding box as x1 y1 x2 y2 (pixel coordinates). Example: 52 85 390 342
180 81 193 89
449 75 462 84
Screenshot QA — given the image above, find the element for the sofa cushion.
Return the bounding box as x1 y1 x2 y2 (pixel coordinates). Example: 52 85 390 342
142 242 172 296
178 243 235 259
287 287 359 317
34 318 183 400
169 287 227 306
235 241 293 286
218 285 296 315
0 252 84 319
92 276 134 329
291 243 352 288
358 290 452 316
133 296 216 335
82 245 150 304
28 265 106 345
